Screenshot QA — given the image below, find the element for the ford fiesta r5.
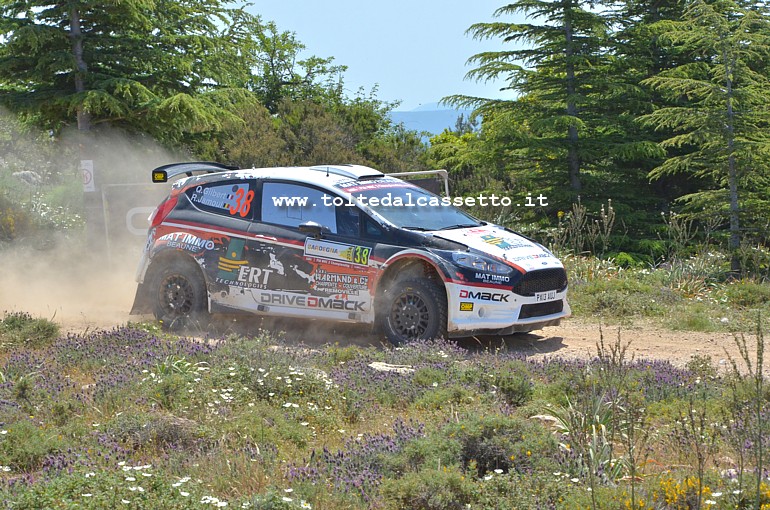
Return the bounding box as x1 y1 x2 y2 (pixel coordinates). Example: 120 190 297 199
130 162 570 345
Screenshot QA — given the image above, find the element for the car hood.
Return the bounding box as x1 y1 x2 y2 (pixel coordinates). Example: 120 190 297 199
430 225 563 272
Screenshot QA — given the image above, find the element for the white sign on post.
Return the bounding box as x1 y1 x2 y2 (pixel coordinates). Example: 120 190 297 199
81 160 95 192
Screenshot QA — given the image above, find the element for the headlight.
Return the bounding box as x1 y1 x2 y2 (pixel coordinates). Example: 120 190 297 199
451 252 512 275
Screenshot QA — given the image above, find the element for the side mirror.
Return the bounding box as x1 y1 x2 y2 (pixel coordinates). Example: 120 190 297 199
299 221 329 238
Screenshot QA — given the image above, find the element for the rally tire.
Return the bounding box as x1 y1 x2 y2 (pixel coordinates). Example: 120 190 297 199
381 278 447 346
151 259 208 330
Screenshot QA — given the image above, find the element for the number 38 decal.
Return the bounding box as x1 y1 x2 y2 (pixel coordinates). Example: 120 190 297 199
229 188 255 218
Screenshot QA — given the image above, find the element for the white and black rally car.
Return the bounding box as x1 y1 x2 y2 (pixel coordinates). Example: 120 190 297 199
131 162 570 345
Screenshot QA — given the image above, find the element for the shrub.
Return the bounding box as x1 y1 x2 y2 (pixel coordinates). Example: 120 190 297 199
106 411 207 451
381 467 476 510
570 278 675 318
0 195 33 242
446 415 559 477
0 419 64 471
0 311 59 348
386 434 463 474
413 366 448 387
4 467 212 509
494 365 533 407
724 280 770 307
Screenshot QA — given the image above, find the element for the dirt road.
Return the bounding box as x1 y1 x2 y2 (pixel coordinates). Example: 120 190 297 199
0 244 764 373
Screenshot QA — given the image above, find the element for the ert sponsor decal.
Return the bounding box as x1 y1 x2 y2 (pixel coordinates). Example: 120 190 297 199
260 292 366 311
304 238 371 266
459 289 510 302
459 302 474 312
158 232 215 252
230 266 273 289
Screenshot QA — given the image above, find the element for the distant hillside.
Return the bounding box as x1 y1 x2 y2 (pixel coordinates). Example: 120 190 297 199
389 102 476 136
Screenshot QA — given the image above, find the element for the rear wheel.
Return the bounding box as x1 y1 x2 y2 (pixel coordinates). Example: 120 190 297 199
380 278 447 346
152 260 208 330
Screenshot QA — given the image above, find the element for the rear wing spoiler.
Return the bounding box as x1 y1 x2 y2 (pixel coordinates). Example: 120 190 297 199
388 169 449 197
151 161 238 183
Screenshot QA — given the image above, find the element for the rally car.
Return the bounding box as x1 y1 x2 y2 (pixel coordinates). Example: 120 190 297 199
130 162 570 345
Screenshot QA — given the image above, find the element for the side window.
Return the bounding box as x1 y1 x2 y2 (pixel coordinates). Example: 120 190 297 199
362 214 385 239
261 182 337 233
186 179 256 219
335 205 360 237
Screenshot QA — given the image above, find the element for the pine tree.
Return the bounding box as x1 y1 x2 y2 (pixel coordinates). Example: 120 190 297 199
639 0 770 272
0 0 261 141
447 0 613 193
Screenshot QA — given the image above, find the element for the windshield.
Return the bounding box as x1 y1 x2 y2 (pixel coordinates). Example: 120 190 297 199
343 182 481 231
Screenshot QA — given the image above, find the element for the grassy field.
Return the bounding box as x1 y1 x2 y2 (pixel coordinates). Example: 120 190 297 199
1 255 769 509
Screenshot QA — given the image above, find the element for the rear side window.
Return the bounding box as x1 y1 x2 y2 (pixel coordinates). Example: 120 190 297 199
186 179 256 219
261 182 338 233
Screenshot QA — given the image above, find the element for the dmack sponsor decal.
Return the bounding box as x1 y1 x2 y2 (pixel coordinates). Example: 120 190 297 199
304 238 370 266
158 232 215 252
459 289 510 302
260 292 366 311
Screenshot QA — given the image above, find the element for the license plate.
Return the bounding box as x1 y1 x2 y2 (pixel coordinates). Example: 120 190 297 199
535 290 557 302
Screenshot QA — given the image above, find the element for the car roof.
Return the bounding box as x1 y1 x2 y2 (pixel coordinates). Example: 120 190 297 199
172 164 400 193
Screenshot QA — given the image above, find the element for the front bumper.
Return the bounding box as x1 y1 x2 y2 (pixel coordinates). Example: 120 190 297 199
445 282 570 336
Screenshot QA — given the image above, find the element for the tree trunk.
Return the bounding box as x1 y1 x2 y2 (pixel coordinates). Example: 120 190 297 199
564 1 582 191
69 6 91 131
725 52 740 274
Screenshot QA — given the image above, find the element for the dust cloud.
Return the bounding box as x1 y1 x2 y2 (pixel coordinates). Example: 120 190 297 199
0 239 139 331
0 122 188 332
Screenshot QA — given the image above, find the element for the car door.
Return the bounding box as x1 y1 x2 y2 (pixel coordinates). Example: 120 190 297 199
176 178 260 313
243 180 379 322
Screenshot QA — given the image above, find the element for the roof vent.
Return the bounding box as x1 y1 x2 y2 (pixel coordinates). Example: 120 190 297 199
309 164 384 180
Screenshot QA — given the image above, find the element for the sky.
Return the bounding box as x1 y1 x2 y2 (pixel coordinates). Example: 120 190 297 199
248 0 522 111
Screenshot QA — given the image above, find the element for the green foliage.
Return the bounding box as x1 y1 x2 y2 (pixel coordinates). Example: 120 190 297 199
445 414 559 477
0 310 59 348
639 0 770 263
4 468 213 509
570 277 675 318
0 0 261 141
106 411 207 452
200 91 428 173
248 21 347 114
725 280 770 307
0 316 769 508
493 362 534 407
0 419 64 471
381 466 476 510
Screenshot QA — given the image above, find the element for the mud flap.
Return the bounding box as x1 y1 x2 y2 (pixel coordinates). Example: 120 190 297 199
129 282 153 315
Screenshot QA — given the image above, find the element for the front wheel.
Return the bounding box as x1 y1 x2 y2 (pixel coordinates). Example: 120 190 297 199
380 279 447 346
152 260 208 330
